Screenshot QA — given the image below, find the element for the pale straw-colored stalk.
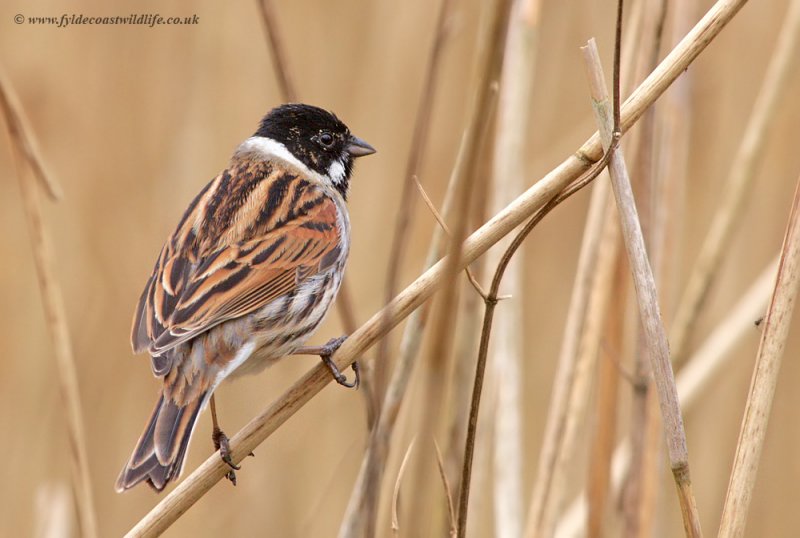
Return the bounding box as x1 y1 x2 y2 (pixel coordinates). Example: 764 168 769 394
621 1 670 534
487 0 542 536
717 171 800 536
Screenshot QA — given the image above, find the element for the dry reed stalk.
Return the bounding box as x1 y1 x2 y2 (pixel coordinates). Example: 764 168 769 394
654 0 693 301
376 0 457 404
548 207 623 537
623 383 663 538
443 179 496 502
441 120 497 513
463 400 496 536
337 134 469 538
717 174 800 536
460 29 627 527
621 1 669 534
556 258 779 538
411 0 512 533
340 87 499 537
582 38 702 537
487 1 542 536
524 177 619 538
125 1 751 531
0 73 98 538
669 0 800 367
626 1 695 534
339 0 459 534
622 2 695 534
0 71 62 200
447 166 494 530
587 247 627 538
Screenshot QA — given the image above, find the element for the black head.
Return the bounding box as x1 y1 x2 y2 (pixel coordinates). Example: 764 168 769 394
254 104 375 198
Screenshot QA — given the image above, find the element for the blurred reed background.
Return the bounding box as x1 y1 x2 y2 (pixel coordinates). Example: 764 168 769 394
2 0 800 536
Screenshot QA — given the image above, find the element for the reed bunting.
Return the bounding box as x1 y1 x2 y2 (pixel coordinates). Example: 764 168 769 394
116 104 375 492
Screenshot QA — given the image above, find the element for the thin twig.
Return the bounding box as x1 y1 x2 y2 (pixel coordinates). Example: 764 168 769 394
391 439 416 536
669 0 800 367
414 176 490 299
1 78 97 538
125 1 752 530
440 85 499 521
457 146 618 538
718 172 800 536
460 35 627 528
434 440 458 538
583 37 702 537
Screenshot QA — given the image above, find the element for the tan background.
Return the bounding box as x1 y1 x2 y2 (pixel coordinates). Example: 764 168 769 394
1 0 799 536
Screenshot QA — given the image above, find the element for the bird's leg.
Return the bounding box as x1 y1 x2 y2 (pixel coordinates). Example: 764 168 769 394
294 335 360 389
210 395 239 485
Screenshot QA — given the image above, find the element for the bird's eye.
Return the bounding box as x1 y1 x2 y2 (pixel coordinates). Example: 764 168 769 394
318 132 334 148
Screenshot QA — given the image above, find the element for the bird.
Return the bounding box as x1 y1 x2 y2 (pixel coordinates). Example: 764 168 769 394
115 103 375 492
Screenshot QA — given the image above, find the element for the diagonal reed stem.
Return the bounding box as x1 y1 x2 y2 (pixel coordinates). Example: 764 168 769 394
718 171 800 536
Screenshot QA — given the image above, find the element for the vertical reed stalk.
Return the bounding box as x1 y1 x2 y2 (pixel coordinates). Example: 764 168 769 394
487 0 542 535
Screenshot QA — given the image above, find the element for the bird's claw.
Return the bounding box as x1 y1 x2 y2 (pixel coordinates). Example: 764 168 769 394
213 427 240 485
319 336 360 389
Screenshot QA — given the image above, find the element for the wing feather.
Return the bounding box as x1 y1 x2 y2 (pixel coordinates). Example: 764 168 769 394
131 161 345 359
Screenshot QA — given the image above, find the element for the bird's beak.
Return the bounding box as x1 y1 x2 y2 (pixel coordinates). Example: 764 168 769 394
346 135 376 157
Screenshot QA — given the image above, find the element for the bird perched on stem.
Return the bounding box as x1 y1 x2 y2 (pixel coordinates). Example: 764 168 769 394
116 104 375 492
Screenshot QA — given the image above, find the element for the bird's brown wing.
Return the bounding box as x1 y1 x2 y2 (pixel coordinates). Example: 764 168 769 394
131 164 343 364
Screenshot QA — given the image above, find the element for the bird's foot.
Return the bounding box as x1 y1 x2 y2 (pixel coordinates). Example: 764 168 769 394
213 426 239 485
319 335 360 389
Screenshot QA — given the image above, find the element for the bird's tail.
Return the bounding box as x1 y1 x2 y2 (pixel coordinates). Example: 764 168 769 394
115 390 207 492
